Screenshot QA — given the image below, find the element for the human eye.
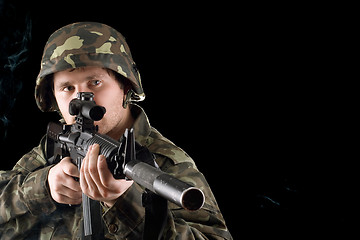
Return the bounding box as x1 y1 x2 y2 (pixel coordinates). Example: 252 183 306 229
61 85 75 92
89 79 102 87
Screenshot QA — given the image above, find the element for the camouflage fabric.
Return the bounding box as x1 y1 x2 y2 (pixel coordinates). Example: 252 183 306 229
35 22 145 112
0 104 233 239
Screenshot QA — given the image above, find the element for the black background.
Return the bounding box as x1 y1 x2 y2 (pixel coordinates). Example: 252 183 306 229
0 1 355 238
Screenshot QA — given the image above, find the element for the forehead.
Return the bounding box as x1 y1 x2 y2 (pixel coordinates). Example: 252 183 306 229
53 67 111 84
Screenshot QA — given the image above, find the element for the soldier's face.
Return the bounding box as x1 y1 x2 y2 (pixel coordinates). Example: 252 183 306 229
53 66 130 138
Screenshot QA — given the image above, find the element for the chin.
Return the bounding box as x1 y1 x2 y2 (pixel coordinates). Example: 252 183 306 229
95 124 111 137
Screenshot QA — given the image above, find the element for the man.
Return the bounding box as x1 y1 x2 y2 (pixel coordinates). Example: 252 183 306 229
0 22 232 239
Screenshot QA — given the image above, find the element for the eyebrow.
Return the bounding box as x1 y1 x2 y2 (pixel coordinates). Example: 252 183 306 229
54 80 72 89
85 74 106 80
54 73 105 89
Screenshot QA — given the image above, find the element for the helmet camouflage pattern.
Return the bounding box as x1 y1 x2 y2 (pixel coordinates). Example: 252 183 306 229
35 22 145 112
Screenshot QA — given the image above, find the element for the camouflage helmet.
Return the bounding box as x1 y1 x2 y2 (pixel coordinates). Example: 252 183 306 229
35 22 145 112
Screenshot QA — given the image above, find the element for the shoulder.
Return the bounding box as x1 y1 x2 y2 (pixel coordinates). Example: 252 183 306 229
146 127 198 170
13 136 47 173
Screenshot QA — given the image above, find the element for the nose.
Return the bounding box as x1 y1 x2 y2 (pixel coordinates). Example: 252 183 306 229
70 84 95 101
76 85 92 93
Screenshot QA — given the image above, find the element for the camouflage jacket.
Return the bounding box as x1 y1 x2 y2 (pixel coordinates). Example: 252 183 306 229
0 105 232 239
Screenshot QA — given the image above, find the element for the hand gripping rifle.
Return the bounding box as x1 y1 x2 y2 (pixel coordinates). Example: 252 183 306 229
46 92 205 239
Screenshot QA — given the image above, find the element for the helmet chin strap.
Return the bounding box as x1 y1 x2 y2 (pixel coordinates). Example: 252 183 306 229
122 89 134 109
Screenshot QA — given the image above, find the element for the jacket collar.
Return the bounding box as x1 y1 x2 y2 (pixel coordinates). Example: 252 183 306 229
130 104 152 146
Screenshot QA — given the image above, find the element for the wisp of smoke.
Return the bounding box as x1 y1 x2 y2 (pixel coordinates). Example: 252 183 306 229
0 0 32 139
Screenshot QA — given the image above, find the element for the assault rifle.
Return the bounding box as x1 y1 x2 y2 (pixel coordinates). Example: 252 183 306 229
46 92 204 239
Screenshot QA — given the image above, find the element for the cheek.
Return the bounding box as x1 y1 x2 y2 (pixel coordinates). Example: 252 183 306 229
55 94 73 123
96 90 124 124
95 87 124 111
102 96 124 119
